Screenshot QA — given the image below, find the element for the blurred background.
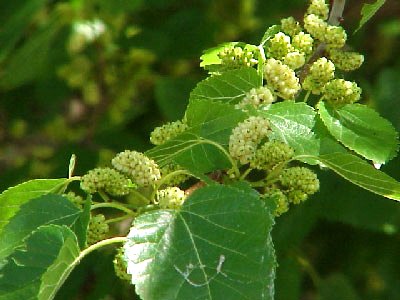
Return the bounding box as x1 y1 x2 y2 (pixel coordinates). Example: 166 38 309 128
0 0 399 299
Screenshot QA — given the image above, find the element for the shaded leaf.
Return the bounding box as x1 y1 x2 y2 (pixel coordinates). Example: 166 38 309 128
148 100 247 179
0 225 80 300
356 0 386 32
124 184 276 300
0 194 80 261
296 152 400 201
0 178 68 233
318 102 398 164
260 25 281 46
71 196 92 249
190 67 261 104
319 273 360 300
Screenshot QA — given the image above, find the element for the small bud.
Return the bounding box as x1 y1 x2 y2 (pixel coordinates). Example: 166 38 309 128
323 79 362 106
112 150 161 187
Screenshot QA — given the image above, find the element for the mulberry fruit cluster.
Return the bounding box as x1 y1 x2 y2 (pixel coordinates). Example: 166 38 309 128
218 45 257 69
236 86 276 109
228 116 271 165
113 248 131 282
80 167 131 196
87 214 109 245
112 150 161 187
156 187 186 209
150 119 188 145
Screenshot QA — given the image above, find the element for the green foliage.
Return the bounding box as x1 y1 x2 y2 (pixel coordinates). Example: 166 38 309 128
356 0 387 32
124 184 275 300
0 225 80 300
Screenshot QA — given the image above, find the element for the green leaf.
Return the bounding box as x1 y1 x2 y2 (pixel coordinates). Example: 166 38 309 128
124 184 276 300
0 0 49 62
0 15 63 89
71 195 92 249
318 102 399 164
148 100 247 178
186 98 247 144
296 152 400 201
355 0 386 32
190 67 261 104
0 225 80 300
319 274 360 300
260 24 281 46
0 194 80 261
0 178 68 233
258 102 320 160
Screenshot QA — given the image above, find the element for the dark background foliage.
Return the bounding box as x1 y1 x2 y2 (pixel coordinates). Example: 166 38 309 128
0 0 399 299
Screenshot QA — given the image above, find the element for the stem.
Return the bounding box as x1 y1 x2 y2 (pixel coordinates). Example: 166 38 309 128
303 91 311 103
91 202 136 215
296 255 321 287
98 190 111 202
105 215 133 224
155 170 192 190
328 0 346 26
76 236 126 267
240 168 253 180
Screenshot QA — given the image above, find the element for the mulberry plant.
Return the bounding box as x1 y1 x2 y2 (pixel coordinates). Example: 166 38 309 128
0 1 399 299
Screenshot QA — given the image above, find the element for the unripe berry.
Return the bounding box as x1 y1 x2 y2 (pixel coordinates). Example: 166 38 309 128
218 46 257 69
284 51 306 70
112 150 161 187
264 58 301 100
279 167 319 202
229 116 271 165
113 248 131 282
281 17 302 37
87 214 109 245
64 191 84 209
307 0 329 20
292 32 314 56
266 32 293 60
302 57 335 95
80 167 131 196
251 141 294 170
304 14 328 41
328 49 364 71
323 79 361 106
150 120 188 145
324 25 347 49
236 86 276 109
156 187 186 209
263 188 289 217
